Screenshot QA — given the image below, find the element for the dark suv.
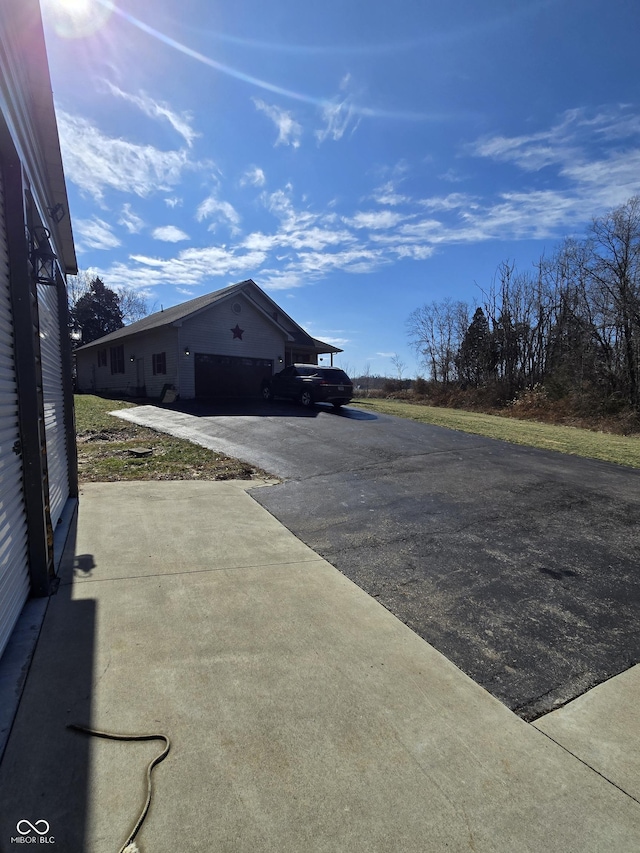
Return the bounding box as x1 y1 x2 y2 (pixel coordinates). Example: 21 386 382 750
262 364 354 408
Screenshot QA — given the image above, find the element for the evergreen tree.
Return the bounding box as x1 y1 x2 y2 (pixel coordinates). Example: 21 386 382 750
71 277 124 344
456 307 493 387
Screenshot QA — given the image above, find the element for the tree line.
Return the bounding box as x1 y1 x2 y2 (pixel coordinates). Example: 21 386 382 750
67 272 149 346
407 197 640 412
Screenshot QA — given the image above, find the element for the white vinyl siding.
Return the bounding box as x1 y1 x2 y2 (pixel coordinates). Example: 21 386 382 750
76 328 179 398
179 296 285 398
75 293 289 400
0 169 29 658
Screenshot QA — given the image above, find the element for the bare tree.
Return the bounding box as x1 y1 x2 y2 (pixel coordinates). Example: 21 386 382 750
337 360 353 378
391 352 407 381
407 298 468 384
66 270 93 313
360 361 372 396
584 196 640 406
116 286 149 324
404 197 640 411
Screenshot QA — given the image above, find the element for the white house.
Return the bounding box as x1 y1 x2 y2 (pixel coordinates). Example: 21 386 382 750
75 279 342 400
0 0 78 659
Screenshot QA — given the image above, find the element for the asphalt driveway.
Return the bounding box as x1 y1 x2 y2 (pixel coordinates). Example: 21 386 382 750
114 399 640 719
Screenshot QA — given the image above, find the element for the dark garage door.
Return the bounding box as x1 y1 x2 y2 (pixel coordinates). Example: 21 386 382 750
195 354 273 399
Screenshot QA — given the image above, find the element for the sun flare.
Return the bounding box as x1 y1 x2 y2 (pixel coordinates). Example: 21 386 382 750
43 0 113 38
57 0 92 14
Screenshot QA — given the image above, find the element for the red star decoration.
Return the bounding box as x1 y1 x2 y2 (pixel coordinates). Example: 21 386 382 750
231 324 244 340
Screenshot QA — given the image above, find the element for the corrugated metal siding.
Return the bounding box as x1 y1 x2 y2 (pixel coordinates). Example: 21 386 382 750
37 282 69 526
0 169 30 658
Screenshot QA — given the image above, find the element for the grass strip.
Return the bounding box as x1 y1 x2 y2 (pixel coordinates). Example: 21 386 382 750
75 394 269 482
352 397 640 469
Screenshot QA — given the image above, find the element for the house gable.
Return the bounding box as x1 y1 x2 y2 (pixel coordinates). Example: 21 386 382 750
178 292 287 399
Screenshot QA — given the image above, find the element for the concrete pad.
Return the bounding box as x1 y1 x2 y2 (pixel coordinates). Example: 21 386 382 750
63 480 319 583
533 664 640 801
1 481 639 853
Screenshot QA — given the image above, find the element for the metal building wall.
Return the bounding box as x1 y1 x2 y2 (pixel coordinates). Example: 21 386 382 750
37 282 69 527
0 168 30 656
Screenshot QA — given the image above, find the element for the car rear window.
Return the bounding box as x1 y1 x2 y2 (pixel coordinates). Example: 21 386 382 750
293 365 352 383
319 368 351 383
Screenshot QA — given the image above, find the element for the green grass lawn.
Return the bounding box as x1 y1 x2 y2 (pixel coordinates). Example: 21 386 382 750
74 395 269 482
75 393 640 476
352 397 640 469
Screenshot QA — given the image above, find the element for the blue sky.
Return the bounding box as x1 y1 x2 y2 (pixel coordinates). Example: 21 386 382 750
42 0 640 377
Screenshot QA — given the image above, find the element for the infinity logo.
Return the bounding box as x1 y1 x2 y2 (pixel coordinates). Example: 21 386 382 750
16 820 50 836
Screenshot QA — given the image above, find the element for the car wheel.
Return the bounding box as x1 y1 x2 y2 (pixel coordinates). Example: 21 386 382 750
300 389 314 407
262 384 273 402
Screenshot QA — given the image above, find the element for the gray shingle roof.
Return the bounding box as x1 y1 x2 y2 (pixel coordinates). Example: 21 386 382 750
76 279 342 354
76 280 249 350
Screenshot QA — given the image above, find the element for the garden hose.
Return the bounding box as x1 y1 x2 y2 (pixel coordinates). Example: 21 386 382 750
68 723 171 853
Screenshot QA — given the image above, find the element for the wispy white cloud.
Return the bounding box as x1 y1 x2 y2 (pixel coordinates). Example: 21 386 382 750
263 187 355 251
315 74 361 144
104 83 199 147
57 110 194 201
240 166 266 187
293 246 386 277
468 106 639 174
196 193 242 232
74 217 121 251
164 197 182 208
264 186 313 229
561 148 640 205
99 242 268 291
462 105 640 234
118 203 144 233
152 225 190 242
392 243 436 260
371 180 411 206
257 268 306 290
302 325 351 347
253 99 302 148
471 134 572 171
345 210 408 229
89 105 640 299
320 336 350 347
419 193 477 211
129 255 166 267
439 168 466 183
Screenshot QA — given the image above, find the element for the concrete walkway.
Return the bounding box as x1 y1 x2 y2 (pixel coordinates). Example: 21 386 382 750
0 480 638 852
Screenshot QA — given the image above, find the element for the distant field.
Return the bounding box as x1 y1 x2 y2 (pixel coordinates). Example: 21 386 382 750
352 398 640 469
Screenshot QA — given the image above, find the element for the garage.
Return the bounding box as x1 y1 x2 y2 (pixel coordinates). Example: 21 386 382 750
195 353 273 399
0 0 78 664
75 280 342 401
